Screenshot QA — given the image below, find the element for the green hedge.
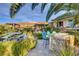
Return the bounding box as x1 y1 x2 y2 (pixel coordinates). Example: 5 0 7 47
36 32 42 39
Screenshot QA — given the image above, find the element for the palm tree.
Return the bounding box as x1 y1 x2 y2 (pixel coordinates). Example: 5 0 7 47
10 3 79 22
10 3 64 21
52 3 79 25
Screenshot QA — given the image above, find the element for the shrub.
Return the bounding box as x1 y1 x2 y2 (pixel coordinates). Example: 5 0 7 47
2 40 16 56
21 38 36 50
12 41 28 56
45 26 51 31
0 41 16 56
36 32 42 39
28 38 36 49
53 28 60 32
12 38 36 56
60 47 75 56
0 38 36 56
0 42 6 56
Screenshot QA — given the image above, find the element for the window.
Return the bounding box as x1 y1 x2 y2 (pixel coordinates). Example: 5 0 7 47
58 21 63 27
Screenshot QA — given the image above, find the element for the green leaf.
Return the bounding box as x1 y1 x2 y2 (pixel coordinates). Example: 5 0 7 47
41 3 47 13
32 3 39 10
10 3 25 18
46 3 55 21
46 3 64 21
68 4 79 10
53 12 74 21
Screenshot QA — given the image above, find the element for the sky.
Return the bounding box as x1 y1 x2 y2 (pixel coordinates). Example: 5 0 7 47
0 3 66 24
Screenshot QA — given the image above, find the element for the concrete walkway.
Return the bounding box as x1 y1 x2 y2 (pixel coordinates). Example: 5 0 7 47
28 40 53 56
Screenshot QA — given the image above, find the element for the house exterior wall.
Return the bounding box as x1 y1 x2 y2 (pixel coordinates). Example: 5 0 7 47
51 20 74 28
63 20 74 28
51 16 75 28
63 20 70 27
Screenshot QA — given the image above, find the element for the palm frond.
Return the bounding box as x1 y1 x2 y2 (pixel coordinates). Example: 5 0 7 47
41 3 47 13
53 4 69 15
10 3 25 18
54 3 79 15
31 3 39 10
69 4 79 10
53 12 75 21
46 3 64 21
10 3 79 22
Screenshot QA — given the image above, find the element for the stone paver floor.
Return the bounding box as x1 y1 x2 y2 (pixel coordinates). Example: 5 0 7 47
28 40 54 56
